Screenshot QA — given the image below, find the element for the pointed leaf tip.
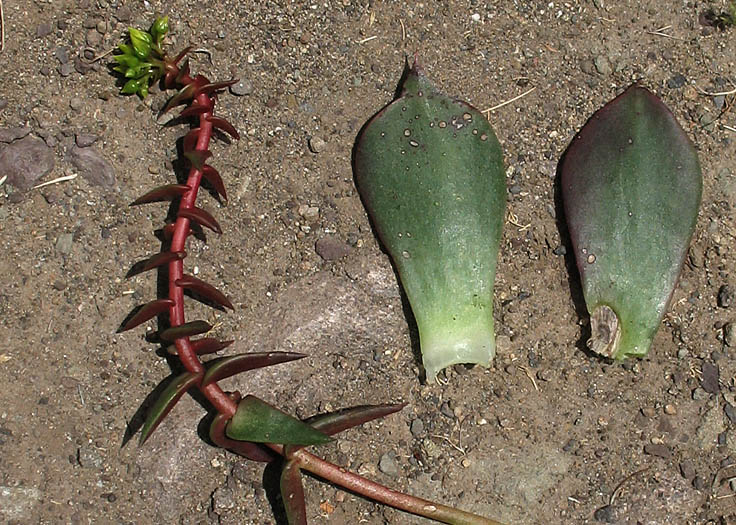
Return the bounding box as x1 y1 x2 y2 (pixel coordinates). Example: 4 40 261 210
280 460 307 525
202 352 307 386
175 274 233 310
120 299 175 331
139 371 202 444
159 319 212 342
178 206 222 234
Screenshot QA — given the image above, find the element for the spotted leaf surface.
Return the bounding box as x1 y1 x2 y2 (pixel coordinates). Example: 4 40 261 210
561 86 702 360
354 63 506 381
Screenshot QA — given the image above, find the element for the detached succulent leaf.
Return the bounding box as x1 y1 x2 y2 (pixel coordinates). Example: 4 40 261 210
561 85 702 360
226 395 332 445
354 62 506 381
140 371 202 444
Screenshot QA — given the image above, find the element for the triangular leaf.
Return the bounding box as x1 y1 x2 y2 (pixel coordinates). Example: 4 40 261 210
306 403 406 436
197 80 238 96
162 82 197 113
180 103 212 118
206 116 240 140
178 206 222 234
226 395 332 445
182 128 201 153
183 150 213 171
201 164 227 202
130 184 190 205
159 320 212 342
202 352 306 386
280 460 307 525
127 251 186 278
175 274 233 310
209 409 274 462
140 371 202 444
120 299 175 331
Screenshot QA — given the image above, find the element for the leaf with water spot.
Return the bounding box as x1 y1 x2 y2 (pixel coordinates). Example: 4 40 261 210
561 85 702 360
354 62 506 381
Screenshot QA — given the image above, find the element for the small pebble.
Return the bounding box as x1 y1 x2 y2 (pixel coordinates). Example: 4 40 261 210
693 475 707 490
55 47 70 64
70 98 84 111
641 407 656 418
378 453 399 477
679 460 696 480
692 387 709 401
643 443 672 459
664 404 677 415
724 323 735 347
58 63 74 77
667 74 687 89
308 136 326 153
725 403 736 425
718 284 733 308
230 79 253 96
593 505 617 523
265 97 279 108
75 133 98 148
314 237 350 261
55 233 74 255
593 55 612 75
410 418 425 437
36 23 53 38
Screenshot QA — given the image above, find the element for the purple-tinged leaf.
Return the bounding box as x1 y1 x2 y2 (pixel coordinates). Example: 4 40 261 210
285 403 406 456
226 395 332 445
206 116 240 140
175 58 191 85
140 371 202 444
201 164 227 202
190 338 234 355
162 83 197 113
159 319 211 342
561 85 702 360
180 103 212 118
183 150 213 171
182 128 201 153
121 299 175 331
209 409 274 462
127 251 186 278
201 352 307 386
197 80 238 96
130 184 190 205
280 460 307 525
171 46 192 67
178 206 222 234
175 274 233 310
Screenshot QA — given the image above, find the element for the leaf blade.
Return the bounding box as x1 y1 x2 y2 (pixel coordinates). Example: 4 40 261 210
202 352 307 386
140 371 202 444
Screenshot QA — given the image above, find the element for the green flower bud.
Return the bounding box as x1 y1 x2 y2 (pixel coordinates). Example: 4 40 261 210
151 16 169 43
129 28 153 59
122 78 141 94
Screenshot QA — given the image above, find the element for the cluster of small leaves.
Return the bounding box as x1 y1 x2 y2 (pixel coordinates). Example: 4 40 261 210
703 2 736 29
113 17 169 97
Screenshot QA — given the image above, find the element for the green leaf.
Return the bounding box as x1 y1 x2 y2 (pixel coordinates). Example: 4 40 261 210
151 16 169 44
129 27 153 59
280 460 307 525
354 62 506 381
226 395 332 445
140 371 202 444
122 78 141 94
561 85 702 360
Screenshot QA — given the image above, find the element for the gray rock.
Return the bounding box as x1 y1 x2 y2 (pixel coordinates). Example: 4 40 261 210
378 452 399 476
308 136 326 153
695 405 726 452
724 322 735 347
230 79 253 96
0 135 55 190
75 133 99 147
315 237 350 260
77 446 103 468
410 418 425 436
725 403 736 425
644 443 672 459
211 486 236 512
35 23 53 38
55 46 70 64
594 55 612 75
0 486 42 520
701 361 720 394
58 62 74 77
667 74 687 89
67 145 116 187
718 284 733 308
0 125 31 143
593 505 618 523
55 233 74 255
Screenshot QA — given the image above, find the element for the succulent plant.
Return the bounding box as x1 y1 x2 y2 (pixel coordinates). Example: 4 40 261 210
561 85 702 360
354 61 506 382
116 19 504 525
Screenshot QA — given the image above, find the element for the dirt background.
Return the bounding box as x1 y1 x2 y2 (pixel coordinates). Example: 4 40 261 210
1 0 736 524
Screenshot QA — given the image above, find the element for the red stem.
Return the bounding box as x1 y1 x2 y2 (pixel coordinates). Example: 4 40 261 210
157 60 502 525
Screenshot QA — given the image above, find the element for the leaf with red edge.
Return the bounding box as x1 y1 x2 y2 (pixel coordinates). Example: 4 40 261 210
180 103 212 118
175 274 233 309
284 403 406 456
190 338 234 355
182 128 201 153
162 82 197 113
280 459 307 525
209 409 275 462
140 371 202 444
226 395 332 445
197 80 238 96
183 150 213 171
178 206 222 234
130 184 190 205
206 116 240 140
202 352 307 386
127 251 186 278
120 299 175 331
202 165 227 202
159 319 211 341
175 58 190 84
